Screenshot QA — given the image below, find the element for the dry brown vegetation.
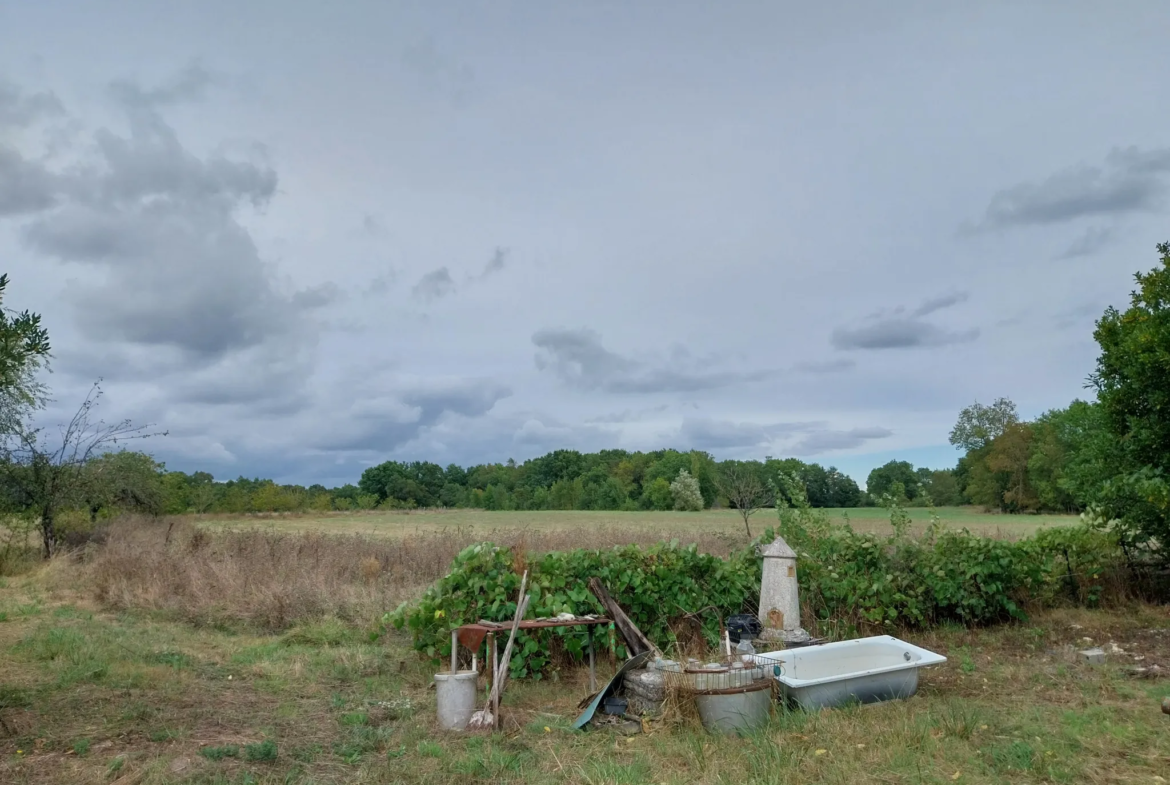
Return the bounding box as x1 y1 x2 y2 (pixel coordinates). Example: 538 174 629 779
1 516 1168 784
81 517 745 630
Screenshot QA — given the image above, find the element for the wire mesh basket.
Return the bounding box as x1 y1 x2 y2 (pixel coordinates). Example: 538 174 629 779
658 652 785 695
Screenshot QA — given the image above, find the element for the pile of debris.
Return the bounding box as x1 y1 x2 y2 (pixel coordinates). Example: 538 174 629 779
434 534 951 736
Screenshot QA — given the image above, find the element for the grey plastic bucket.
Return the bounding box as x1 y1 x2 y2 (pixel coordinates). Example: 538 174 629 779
434 671 478 730
694 680 773 735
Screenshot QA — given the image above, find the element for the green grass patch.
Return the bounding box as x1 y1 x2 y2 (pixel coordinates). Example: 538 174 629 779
243 739 278 762
199 744 240 761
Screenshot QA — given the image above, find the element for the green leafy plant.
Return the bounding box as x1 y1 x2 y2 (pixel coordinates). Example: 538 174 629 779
199 744 239 761
243 739 278 762
388 476 1130 677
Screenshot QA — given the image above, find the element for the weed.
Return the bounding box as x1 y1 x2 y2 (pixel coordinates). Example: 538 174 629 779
244 738 278 762
340 711 367 726
200 744 240 761
935 700 984 740
416 740 444 758
144 650 195 669
107 755 124 774
72 738 90 756
986 739 1037 772
148 727 182 742
290 743 321 763
0 685 32 710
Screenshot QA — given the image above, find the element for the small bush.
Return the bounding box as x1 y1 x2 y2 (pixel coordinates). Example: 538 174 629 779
199 744 239 761
244 739 278 762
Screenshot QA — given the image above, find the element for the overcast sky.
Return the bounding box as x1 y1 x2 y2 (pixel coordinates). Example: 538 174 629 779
2 2 1168 487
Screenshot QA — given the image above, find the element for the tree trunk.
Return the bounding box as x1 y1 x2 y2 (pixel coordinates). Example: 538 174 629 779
40 506 55 559
740 509 752 539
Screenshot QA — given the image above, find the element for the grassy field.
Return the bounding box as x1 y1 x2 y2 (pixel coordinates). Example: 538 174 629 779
197 506 1078 541
3 512 1166 784
1 564 1167 784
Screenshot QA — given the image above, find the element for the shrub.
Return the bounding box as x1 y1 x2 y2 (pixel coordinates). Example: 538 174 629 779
244 739 278 762
669 470 703 511
389 488 1132 676
387 539 759 677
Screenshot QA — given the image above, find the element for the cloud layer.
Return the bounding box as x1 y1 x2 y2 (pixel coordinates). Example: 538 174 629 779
2 3 1165 485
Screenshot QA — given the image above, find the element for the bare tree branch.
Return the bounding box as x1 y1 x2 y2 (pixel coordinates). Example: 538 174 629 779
717 463 768 539
0 380 166 557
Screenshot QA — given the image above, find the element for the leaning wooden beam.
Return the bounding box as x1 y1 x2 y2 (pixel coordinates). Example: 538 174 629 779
587 578 661 659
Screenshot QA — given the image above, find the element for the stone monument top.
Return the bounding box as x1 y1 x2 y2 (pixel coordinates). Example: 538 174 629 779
757 534 809 645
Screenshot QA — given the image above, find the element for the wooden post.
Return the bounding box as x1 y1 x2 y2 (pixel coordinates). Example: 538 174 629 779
588 578 661 659
489 632 498 725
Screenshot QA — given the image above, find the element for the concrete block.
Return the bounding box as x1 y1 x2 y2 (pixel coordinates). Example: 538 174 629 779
1079 648 1105 665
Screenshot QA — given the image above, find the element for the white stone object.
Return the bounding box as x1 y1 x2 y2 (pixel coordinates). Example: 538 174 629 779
1079 648 1105 665
758 536 810 644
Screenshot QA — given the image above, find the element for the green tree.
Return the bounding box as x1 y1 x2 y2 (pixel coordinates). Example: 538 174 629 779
949 398 1018 452
641 477 672 510
985 422 1037 512
82 451 166 522
866 460 920 501
0 273 51 419
669 469 703 511
921 469 963 506
716 461 767 538
0 384 158 557
1088 242 1170 555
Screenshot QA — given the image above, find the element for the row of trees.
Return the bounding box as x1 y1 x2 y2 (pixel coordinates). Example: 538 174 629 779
4 242 1169 560
940 243 1170 560
353 451 865 514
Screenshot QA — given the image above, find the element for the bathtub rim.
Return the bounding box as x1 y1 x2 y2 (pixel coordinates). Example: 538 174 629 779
756 634 947 689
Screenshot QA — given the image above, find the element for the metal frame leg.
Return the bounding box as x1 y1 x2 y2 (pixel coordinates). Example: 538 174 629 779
450 629 458 673
587 624 596 693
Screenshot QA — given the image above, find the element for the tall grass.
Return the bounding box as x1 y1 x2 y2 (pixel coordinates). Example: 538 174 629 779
83 517 744 630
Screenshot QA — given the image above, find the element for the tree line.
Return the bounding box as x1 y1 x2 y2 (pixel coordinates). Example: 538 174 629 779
3 243 1169 562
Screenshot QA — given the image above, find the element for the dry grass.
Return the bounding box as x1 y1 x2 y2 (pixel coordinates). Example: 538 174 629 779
0 515 1167 785
1 568 1167 784
195 506 1075 540
80 517 745 630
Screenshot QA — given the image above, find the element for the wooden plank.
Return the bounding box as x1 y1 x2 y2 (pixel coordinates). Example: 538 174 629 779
587 578 661 659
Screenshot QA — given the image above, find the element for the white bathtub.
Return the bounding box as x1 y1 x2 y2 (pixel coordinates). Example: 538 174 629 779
757 635 947 710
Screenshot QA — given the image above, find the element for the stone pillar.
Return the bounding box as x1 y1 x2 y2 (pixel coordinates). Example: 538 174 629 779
757 535 809 645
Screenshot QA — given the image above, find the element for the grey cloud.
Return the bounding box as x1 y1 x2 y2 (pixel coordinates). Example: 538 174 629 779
678 418 820 451
482 246 508 277
791 427 893 455
316 379 512 452
401 38 476 108
533 328 773 394
0 146 58 215
832 320 979 350
364 269 398 296
14 69 317 421
1056 226 1115 259
832 293 978 351
1054 302 1102 330
108 62 217 110
0 80 64 128
412 267 457 301
293 282 344 309
586 404 669 424
793 359 855 374
912 292 969 318
976 146 1170 228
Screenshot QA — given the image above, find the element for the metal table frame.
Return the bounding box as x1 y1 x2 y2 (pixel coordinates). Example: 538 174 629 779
453 618 611 694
